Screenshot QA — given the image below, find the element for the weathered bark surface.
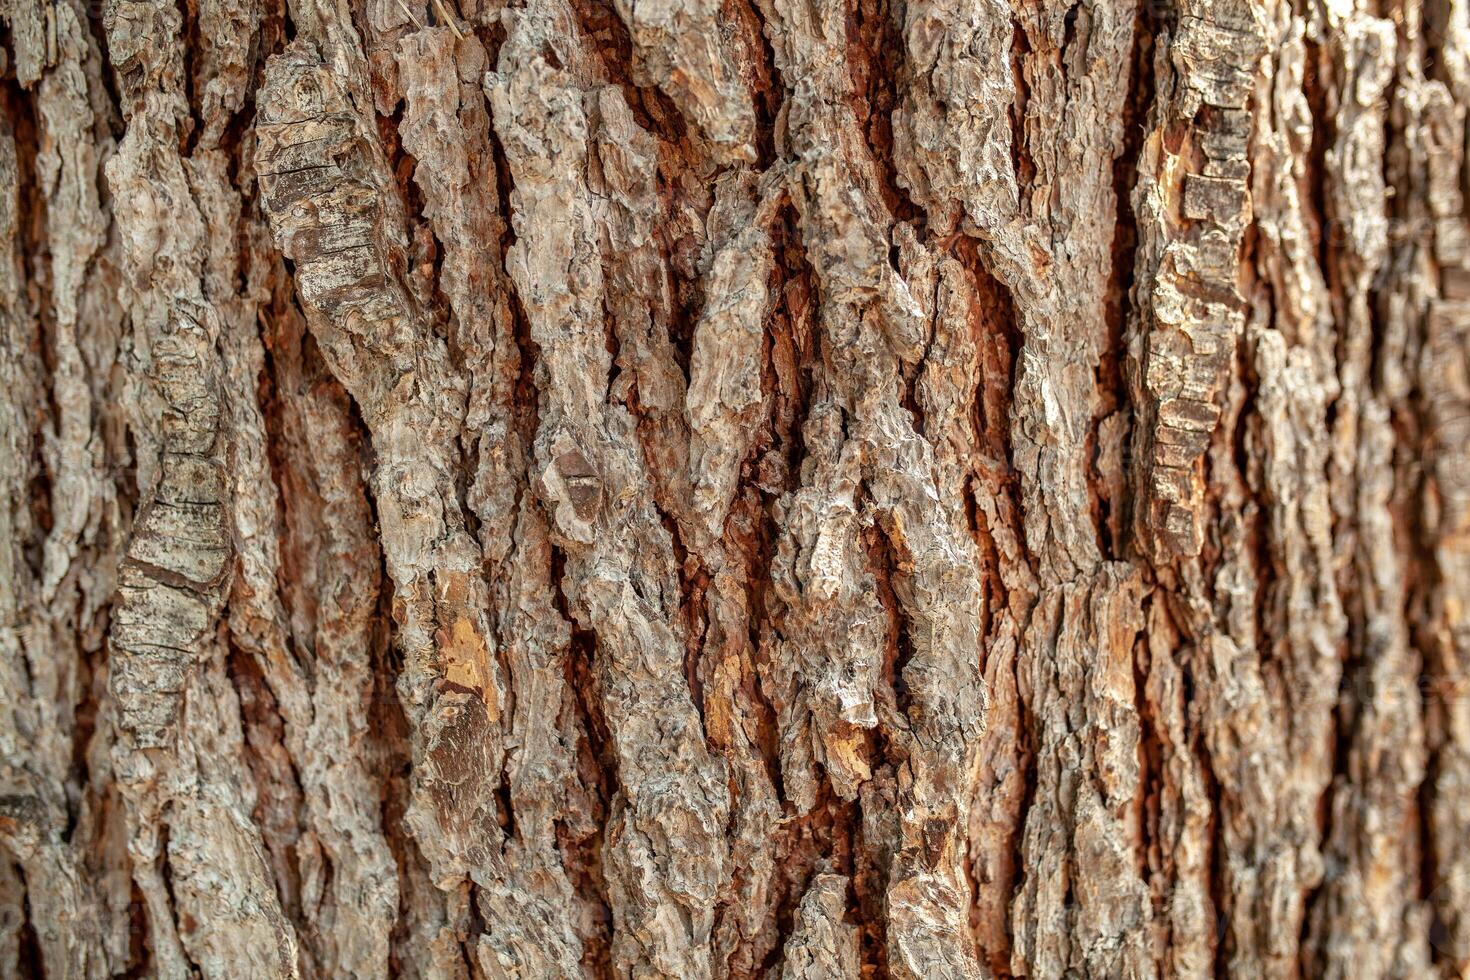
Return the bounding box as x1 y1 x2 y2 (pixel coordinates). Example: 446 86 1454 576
2 0 1469 975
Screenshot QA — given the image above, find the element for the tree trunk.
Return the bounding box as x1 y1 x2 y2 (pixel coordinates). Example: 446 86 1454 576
1 0 1468 975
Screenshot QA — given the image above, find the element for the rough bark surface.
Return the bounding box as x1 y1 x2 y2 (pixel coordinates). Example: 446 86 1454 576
2 0 1469 976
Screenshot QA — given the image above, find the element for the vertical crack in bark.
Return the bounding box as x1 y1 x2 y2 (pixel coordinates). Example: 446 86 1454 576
487 3 732 972
256 292 399 976
0 22 122 972
751 0 993 972
256 27 507 930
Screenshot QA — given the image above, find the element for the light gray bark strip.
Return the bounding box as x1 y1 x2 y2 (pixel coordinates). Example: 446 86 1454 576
102 0 298 971
488 3 731 973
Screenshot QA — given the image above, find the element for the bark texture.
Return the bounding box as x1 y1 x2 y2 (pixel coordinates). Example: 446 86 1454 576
1 0 1469 976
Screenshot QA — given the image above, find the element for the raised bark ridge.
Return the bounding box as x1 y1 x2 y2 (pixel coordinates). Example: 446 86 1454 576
1131 0 1259 562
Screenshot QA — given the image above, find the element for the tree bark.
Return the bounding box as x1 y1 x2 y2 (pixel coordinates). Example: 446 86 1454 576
1 0 1468 975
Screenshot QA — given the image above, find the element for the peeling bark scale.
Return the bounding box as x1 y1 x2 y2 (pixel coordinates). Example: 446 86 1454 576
2 0 1469 975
